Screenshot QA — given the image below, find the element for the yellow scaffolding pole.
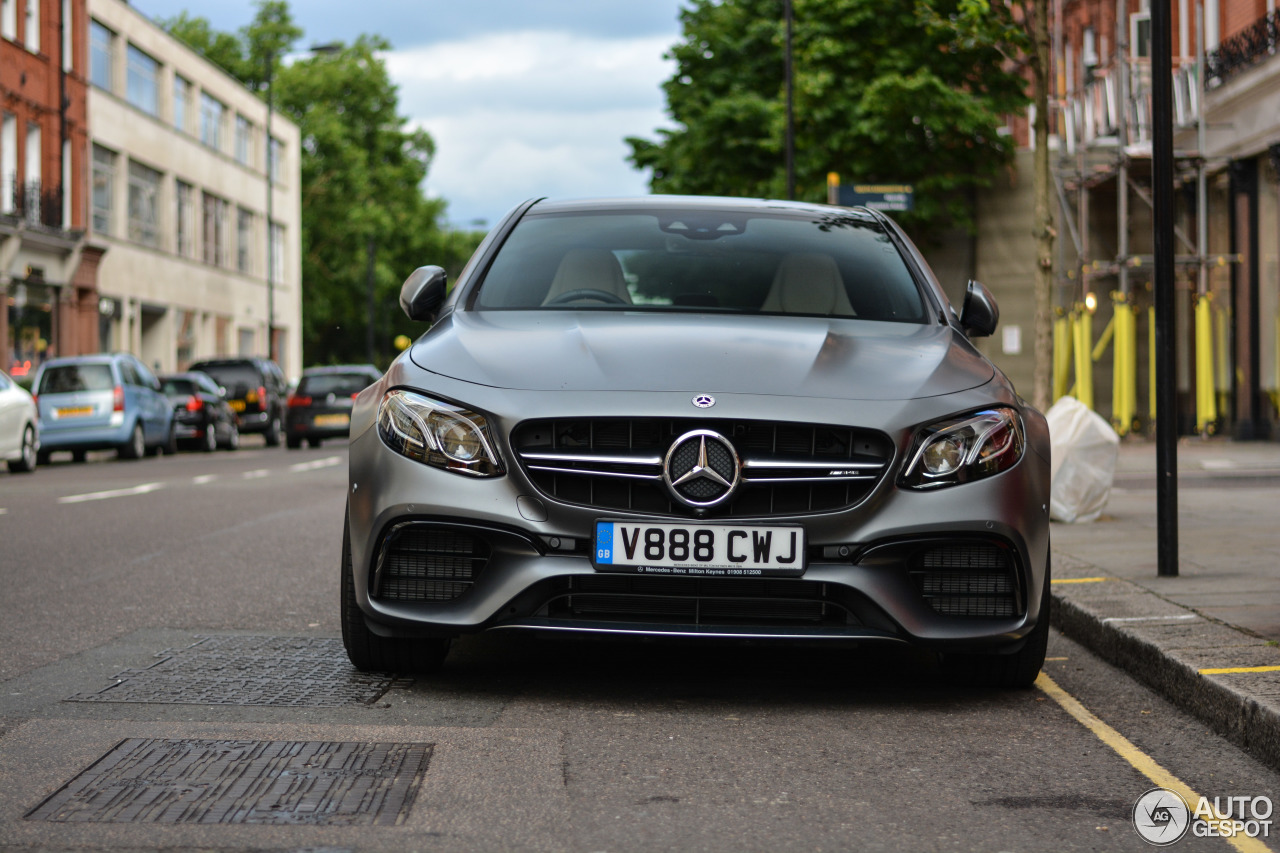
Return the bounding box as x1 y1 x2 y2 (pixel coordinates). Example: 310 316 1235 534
1148 306 1157 422
1053 311 1072 403
1194 294 1217 434
1111 297 1137 436
1072 307 1094 411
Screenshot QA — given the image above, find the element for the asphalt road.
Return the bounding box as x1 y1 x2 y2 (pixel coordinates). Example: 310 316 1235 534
1 442 1277 852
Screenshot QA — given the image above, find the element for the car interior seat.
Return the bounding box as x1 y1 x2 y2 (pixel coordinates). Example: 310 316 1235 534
541 248 633 305
759 252 856 316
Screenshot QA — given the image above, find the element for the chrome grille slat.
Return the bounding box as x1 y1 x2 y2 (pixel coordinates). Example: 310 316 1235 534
512 418 893 519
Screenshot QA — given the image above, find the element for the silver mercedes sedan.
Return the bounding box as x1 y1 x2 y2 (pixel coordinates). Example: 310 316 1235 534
343 196 1051 687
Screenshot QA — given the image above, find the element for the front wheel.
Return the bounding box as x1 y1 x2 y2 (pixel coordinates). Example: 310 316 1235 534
7 424 37 473
341 514 450 673
943 562 1050 689
264 415 282 447
202 422 218 452
223 422 240 451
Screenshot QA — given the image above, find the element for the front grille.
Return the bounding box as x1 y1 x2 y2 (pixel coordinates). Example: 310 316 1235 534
374 524 490 602
541 575 857 627
512 418 893 518
909 543 1019 618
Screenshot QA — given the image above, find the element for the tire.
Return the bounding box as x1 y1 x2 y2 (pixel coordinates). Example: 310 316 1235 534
120 423 146 460
264 414 282 447
202 422 218 452
72 449 88 463
162 423 178 456
944 560 1050 689
224 423 240 451
286 435 302 450
341 513 450 674
308 437 322 449
7 424 37 473
37 449 50 466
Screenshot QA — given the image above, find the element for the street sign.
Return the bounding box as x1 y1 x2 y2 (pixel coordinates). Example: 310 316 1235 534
835 184 914 212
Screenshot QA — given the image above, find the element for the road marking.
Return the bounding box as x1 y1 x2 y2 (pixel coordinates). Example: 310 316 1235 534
1037 672 1269 853
193 474 217 485
1201 458 1239 470
1200 665 1280 675
1102 614 1198 624
1052 577 1111 584
58 483 166 504
289 456 342 473
0 508 7 515
242 469 271 479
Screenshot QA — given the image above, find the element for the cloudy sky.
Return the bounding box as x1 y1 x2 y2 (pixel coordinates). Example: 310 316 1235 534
131 0 685 227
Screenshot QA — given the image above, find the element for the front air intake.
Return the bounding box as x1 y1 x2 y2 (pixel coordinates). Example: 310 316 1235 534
909 543 1020 618
373 523 490 602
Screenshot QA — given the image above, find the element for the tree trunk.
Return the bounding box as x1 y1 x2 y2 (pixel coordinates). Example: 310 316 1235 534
1031 0 1055 413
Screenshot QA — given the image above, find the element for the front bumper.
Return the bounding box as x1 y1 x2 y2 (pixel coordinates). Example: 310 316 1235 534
345 377 1051 652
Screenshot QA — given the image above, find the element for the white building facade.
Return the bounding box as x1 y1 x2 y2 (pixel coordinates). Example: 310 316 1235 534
86 0 302 375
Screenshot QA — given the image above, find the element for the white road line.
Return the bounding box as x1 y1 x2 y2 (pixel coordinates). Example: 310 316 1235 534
0 508 8 515
289 456 342 473
58 483 166 504
1102 614 1198 624
193 474 217 485
1200 458 1239 470
242 469 271 479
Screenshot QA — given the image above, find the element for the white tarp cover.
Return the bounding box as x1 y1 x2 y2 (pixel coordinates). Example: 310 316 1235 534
1047 396 1120 523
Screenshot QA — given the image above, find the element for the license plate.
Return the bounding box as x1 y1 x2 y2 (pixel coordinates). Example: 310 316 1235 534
56 406 92 418
229 400 246 412
313 413 350 427
593 520 805 577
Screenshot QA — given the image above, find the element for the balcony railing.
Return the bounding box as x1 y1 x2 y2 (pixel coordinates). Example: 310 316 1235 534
1206 10 1279 87
2 178 66 229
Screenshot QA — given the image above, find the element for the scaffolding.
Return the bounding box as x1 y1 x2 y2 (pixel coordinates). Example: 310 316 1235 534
1052 0 1238 436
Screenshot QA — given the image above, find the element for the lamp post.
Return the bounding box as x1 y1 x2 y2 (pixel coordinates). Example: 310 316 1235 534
265 48 275 363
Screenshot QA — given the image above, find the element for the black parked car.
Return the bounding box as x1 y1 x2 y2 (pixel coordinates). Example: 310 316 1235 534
159 371 240 452
286 365 382 449
187 357 287 446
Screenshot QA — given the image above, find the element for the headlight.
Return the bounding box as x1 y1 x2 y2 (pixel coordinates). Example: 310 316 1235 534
901 407 1024 489
376 389 504 477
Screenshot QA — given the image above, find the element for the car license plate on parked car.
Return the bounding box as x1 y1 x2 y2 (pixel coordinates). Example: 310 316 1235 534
314 413 350 427
593 520 805 577
56 406 92 418
229 400 246 412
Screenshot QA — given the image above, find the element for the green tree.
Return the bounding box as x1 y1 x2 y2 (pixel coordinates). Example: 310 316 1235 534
627 0 1030 234
160 2 483 368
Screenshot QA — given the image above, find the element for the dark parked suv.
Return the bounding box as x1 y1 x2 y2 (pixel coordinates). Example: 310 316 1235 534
187 357 287 446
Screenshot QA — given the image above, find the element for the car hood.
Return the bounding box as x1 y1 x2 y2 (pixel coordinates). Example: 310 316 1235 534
409 311 994 401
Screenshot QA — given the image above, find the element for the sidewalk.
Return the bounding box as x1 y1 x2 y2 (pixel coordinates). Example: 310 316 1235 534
1049 436 1280 770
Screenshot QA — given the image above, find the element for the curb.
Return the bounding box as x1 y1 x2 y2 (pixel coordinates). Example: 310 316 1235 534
1049 570 1280 772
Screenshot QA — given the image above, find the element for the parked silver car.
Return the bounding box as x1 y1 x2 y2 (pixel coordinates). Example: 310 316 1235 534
0 369 38 473
342 197 1051 686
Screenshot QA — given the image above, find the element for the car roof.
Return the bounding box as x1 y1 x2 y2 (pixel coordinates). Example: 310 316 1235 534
300 364 380 375
523 195 880 222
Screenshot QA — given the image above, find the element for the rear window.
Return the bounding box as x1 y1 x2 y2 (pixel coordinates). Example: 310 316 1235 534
38 364 114 394
474 210 927 323
161 378 196 396
298 372 375 397
192 364 261 395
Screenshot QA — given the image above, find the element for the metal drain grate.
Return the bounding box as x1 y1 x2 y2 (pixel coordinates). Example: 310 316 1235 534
25 738 432 825
66 636 408 707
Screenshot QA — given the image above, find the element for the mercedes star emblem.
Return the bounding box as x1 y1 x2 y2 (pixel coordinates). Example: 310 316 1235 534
663 429 741 509
692 394 716 408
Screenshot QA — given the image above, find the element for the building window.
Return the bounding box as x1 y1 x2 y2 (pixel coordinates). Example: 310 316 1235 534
173 76 190 132
270 221 285 283
1 0 15 42
175 179 194 257
202 191 226 266
89 20 114 91
236 207 253 273
126 44 159 116
127 160 161 247
22 0 36 52
235 115 252 165
92 144 115 234
200 93 224 150
237 327 255 356
1 113 14 215
268 136 282 182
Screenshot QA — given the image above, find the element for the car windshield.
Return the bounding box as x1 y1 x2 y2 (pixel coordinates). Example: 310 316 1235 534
298 373 374 396
38 364 114 394
473 209 927 322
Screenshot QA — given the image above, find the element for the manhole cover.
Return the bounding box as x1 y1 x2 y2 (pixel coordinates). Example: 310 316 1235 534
67 636 408 707
26 738 432 825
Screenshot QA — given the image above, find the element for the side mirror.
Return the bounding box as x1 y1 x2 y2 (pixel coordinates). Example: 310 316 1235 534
400 265 448 323
960 280 999 338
